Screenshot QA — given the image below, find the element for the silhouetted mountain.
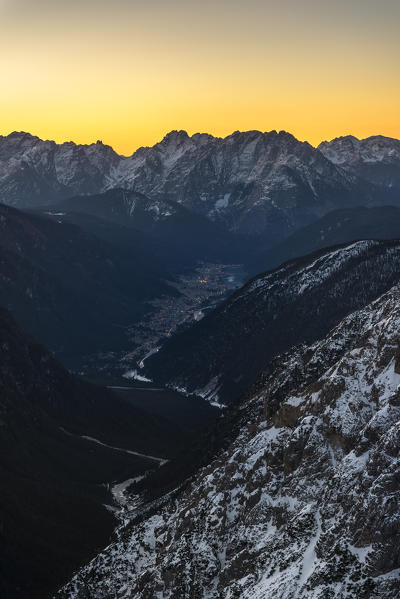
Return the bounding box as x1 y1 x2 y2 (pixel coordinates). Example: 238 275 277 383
0 308 198 599
48 188 249 269
0 203 175 362
250 205 400 274
146 239 400 403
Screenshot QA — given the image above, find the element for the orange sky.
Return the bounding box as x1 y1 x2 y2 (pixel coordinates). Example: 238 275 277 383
0 0 399 155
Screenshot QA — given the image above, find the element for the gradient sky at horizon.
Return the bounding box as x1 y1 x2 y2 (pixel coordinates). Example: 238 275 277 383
0 0 399 155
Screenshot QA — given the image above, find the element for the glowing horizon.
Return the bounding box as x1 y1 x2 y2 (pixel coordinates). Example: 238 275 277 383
1 0 399 155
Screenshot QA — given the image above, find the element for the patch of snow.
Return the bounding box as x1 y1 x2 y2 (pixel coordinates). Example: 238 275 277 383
122 369 153 383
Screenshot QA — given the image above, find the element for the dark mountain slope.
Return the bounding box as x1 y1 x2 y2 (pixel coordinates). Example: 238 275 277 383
0 308 209 599
54 188 184 229
146 239 400 403
49 188 250 269
250 205 400 274
0 203 176 361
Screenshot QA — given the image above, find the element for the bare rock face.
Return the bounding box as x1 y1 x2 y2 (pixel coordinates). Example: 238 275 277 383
113 129 362 238
57 281 400 599
0 132 120 207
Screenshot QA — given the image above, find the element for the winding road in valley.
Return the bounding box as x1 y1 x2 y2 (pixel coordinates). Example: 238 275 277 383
59 426 168 465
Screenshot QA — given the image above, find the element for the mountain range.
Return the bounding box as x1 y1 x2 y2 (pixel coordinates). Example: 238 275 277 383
45 188 247 270
1 130 399 243
250 204 400 274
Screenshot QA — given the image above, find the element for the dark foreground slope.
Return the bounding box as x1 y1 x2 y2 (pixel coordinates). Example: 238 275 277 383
58 272 400 599
0 203 175 361
146 239 400 403
0 309 201 599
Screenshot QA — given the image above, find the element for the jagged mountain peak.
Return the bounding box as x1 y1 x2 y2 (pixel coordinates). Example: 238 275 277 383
215 128 306 150
319 134 400 164
160 129 190 143
1 130 39 141
158 128 300 147
0 131 118 157
319 134 400 191
320 133 399 145
191 131 217 144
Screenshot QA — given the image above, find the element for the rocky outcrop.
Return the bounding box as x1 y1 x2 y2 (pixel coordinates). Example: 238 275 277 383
0 132 120 206
319 135 400 194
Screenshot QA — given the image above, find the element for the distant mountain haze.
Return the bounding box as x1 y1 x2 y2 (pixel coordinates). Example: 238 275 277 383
250 205 400 274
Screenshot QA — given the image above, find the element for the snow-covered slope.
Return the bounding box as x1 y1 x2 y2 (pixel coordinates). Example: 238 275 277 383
146 239 400 403
57 281 400 599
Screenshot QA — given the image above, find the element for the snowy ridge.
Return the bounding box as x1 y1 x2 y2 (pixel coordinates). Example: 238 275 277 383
247 240 377 296
148 238 400 404
319 135 400 166
319 135 400 191
57 282 400 599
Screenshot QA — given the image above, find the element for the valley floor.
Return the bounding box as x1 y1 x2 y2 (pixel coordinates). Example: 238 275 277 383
71 262 247 379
